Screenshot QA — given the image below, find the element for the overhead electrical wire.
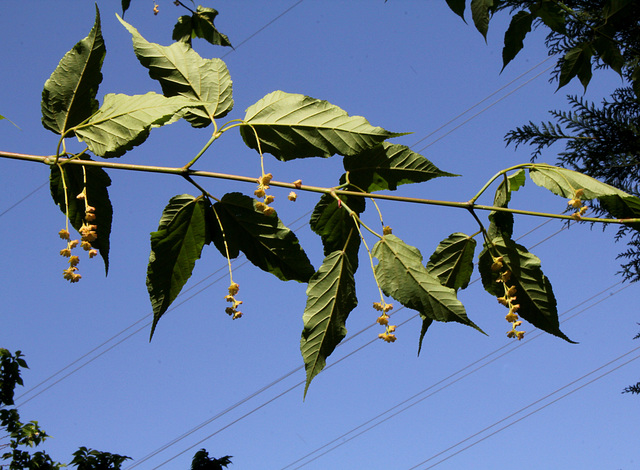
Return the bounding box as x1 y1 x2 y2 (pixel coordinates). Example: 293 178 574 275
279 281 630 469
409 341 640 470
136 313 423 470
131 276 627 469
410 55 553 151
0 181 48 218
415 63 555 153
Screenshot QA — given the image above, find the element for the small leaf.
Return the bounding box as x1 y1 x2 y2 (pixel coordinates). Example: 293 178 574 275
426 233 477 290
445 0 466 21
372 235 484 352
173 6 233 48
558 44 593 90
41 5 105 136
50 161 113 273
478 235 573 342
147 195 210 339
502 11 533 70
470 0 493 39
309 188 364 270
488 169 526 240
343 143 457 192
211 193 314 282
528 164 640 230
301 251 357 397
118 15 234 127
240 91 406 161
73 92 198 158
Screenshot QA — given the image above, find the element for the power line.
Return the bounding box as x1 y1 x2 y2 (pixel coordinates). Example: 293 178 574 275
220 1 305 58
142 314 420 470
279 281 629 469
0 181 47 218
13 262 245 409
409 342 640 469
415 63 555 153
409 56 553 150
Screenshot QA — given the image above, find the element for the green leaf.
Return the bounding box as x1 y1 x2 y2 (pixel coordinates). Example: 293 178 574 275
502 11 533 70
309 188 364 270
418 317 434 356
118 15 234 127
603 0 634 20
343 143 456 192
50 160 113 273
41 5 105 136
211 193 314 282
529 164 640 230
372 235 484 352
301 251 357 397
470 0 493 39
558 44 593 90
495 169 526 207
593 35 624 75
488 169 526 239
240 91 406 161
445 0 466 21
478 235 574 342
146 195 210 339
533 0 566 34
73 92 197 158
426 233 477 290
173 6 233 48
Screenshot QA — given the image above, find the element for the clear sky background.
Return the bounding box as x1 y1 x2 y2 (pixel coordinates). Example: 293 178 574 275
1 1 638 469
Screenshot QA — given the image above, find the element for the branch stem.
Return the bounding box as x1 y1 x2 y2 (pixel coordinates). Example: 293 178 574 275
3 151 639 225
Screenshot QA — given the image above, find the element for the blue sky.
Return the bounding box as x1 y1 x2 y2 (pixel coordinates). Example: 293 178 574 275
1 1 638 469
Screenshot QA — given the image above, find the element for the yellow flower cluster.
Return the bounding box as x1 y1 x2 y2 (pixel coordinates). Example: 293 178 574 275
374 301 397 343
567 188 588 220
383 226 393 236
493 256 525 341
254 173 276 216
59 229 81 283
57 192 99 283
224 282 243 320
